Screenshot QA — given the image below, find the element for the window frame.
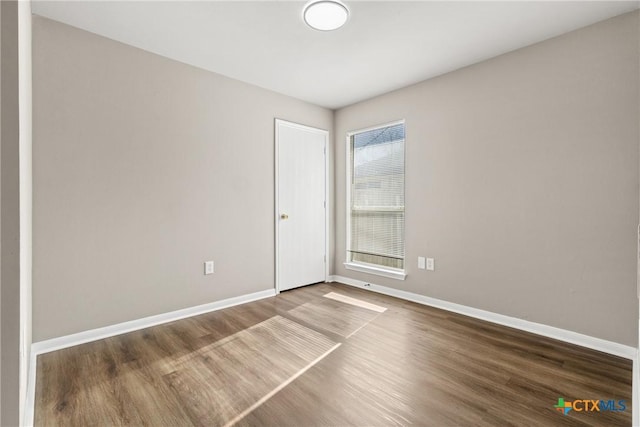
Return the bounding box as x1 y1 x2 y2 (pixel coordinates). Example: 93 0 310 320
344 119 407 281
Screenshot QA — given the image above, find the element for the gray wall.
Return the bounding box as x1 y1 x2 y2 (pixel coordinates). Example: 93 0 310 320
32 17 333 342
33 11 640 348
334 11 640 347
2 1 21 425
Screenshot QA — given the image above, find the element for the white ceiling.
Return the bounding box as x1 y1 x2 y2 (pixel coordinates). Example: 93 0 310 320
32 1 639 109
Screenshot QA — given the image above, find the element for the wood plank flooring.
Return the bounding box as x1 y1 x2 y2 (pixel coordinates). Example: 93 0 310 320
287 297 381 338
35 283 633 426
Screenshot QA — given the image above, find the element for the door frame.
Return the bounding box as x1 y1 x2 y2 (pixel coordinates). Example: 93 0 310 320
274 119 329 294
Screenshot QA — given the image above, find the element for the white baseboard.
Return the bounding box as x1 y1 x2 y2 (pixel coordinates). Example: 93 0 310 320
31 288 276 355
23 348 37 427
329 275 637 360
24 288 276 426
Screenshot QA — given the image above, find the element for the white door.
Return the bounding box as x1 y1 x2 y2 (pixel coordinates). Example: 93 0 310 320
276 119 327 292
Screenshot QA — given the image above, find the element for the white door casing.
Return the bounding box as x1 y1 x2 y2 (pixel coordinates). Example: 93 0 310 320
275 119 328 292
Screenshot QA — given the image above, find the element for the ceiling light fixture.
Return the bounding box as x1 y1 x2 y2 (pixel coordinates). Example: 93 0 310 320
303 0 349 31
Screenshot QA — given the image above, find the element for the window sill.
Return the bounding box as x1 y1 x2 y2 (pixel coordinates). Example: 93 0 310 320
343 262 406 281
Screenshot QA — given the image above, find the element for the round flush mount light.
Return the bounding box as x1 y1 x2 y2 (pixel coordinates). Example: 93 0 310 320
303 0 349 31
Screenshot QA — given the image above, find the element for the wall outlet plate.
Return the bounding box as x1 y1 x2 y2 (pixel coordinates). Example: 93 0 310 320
426 258 435 271
418 257 426 269
205 261 214 275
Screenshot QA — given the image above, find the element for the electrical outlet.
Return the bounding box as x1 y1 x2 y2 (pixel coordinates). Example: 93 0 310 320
426 258 435 271
204 261 214 275
418 256 426 269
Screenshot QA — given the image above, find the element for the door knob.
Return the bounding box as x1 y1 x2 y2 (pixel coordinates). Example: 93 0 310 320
280 214 289 220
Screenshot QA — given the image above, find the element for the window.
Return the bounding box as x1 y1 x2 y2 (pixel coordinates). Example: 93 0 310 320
346 121 405 280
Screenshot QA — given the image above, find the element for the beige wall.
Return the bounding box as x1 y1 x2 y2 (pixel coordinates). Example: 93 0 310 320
335 11 640 347
32 17 333 341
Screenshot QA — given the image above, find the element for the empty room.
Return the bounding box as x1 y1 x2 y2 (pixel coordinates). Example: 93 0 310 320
0 0 639 426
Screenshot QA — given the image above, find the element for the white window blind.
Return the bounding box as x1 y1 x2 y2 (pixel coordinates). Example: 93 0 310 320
348 122 405 270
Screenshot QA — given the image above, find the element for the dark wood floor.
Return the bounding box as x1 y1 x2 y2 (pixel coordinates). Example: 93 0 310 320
35 282 632 426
